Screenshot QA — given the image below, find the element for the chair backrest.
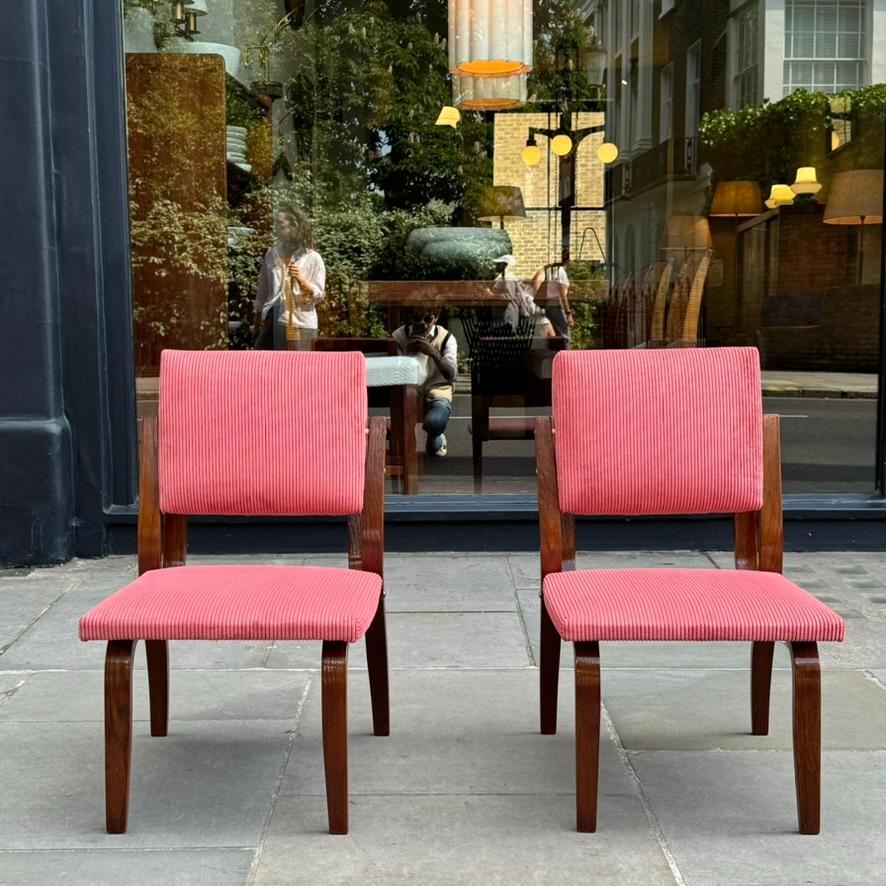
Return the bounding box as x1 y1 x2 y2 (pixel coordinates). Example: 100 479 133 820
158 350 367 516
679 248 713 344
552 347 763 516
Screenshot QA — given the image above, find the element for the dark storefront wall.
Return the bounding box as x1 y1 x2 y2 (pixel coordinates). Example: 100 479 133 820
1 2 886 566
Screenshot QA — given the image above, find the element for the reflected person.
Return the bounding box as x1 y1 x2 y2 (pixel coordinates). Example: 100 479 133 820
254 204 326 350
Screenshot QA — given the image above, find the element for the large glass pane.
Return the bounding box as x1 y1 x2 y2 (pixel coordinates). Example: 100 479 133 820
122 0 884 497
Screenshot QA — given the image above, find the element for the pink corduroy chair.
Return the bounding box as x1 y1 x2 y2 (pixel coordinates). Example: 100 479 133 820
534 347 845 834
79 350 389 835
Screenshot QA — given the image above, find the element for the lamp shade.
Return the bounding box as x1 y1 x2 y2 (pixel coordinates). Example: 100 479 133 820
709 181 762 217
521 144 541 166
454 72 527 110
478 185 527 222
764 183 795 209
551 133 573 156
791 166 821 196
660 215 712 252
435 106 461 128
448 0 533 76
823 169 884 224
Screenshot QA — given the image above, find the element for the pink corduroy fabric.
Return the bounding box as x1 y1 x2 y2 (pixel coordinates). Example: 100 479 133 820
543 568 845 642
79 565 382 643
158 350 368 516
552 348 763 516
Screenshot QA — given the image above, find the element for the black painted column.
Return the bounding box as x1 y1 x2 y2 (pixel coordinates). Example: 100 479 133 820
0 1 136 565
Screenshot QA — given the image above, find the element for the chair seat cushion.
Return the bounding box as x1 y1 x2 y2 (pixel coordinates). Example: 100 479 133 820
543 568 845 642
79 565 382 643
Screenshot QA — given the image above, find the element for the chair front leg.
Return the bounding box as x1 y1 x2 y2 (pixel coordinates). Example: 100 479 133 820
105 639 137 834
574 641 601 833
790 641 821 835
750 641 774 735
145 640 169 737
322 641 349 834
540 596 562 734
364 595 390 736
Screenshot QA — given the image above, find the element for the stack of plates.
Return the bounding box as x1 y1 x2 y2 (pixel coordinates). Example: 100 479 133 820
226 126 252 173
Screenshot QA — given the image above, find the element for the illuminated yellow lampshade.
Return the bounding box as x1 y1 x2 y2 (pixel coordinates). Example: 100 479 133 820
551 133 573 156
449 0 533 76
764 184 795 209
823 169 884 225
521 144 541 166
478 185 527 227
597 142 619 164
435 106 461 128
791 167 821 196
453 72 527 110
709 181 762 217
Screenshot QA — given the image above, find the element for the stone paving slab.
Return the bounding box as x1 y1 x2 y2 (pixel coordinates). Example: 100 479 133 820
0 669 311 723
253 794 676 886
632 750 886 885
0 721 291 850
602 668 886 750
0 849 253 886
267 611 532 670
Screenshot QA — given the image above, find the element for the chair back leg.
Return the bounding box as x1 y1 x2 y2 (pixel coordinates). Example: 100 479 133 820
322 641 350 834
540 598 562 734
145 640 169 737
365 596 390 736
790 641 821 834
105 640 136 834
750 641 775 735
574 641 601 833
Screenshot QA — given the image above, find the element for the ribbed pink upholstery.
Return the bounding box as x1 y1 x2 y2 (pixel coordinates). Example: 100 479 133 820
552 348 763 516
79 566 382 643
543 569 845 642
159 350 367 516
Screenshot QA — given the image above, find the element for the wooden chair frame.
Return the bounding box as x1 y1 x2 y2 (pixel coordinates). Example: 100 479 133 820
535 413 822 834
104 414 389 835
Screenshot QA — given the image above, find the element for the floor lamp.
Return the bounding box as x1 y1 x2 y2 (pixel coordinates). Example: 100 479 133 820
823 169 884 285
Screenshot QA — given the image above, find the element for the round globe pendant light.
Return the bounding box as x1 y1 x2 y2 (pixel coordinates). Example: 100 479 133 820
448 0 533 77
597 142 619 164
551 133 573 156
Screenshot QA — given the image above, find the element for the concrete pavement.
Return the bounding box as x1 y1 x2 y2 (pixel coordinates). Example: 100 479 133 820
2 550 886 884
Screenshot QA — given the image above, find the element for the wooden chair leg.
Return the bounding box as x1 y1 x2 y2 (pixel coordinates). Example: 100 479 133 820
364 596 390 737
105 639 136 834
402 385 419 495
540 596 562 735
790 641 821 835
145 640 169 737
751 641 774 735
322 641 349 835
575 641 601 833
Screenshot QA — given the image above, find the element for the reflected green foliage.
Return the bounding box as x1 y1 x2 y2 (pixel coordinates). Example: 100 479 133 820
700 85 886 188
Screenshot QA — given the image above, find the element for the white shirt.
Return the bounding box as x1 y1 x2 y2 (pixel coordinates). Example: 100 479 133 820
255 246 326 330
539 265 569 306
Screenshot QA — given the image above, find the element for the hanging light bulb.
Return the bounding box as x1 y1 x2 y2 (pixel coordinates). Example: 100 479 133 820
522 138 541 166
551 133 573 156
597 142 619 164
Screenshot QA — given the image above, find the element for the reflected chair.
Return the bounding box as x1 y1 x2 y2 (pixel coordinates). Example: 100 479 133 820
535 347 844 833
311 337 419 493
79 350 389 835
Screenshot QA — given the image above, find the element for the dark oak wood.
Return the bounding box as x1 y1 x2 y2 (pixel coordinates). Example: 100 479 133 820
535 417 563 734
791 641 821 834
574 641 601 833
105 640 136 834
750 641 775 735
145 640 169 737
733 511 759 571
322 641 349 835
561 513 576 573
162 514 188 568
137 417 162 576
760 414 784 574
365 597 390 737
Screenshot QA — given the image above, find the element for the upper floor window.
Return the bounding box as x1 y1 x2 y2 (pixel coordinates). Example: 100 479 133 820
784 0 867 94
734 2 760 108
